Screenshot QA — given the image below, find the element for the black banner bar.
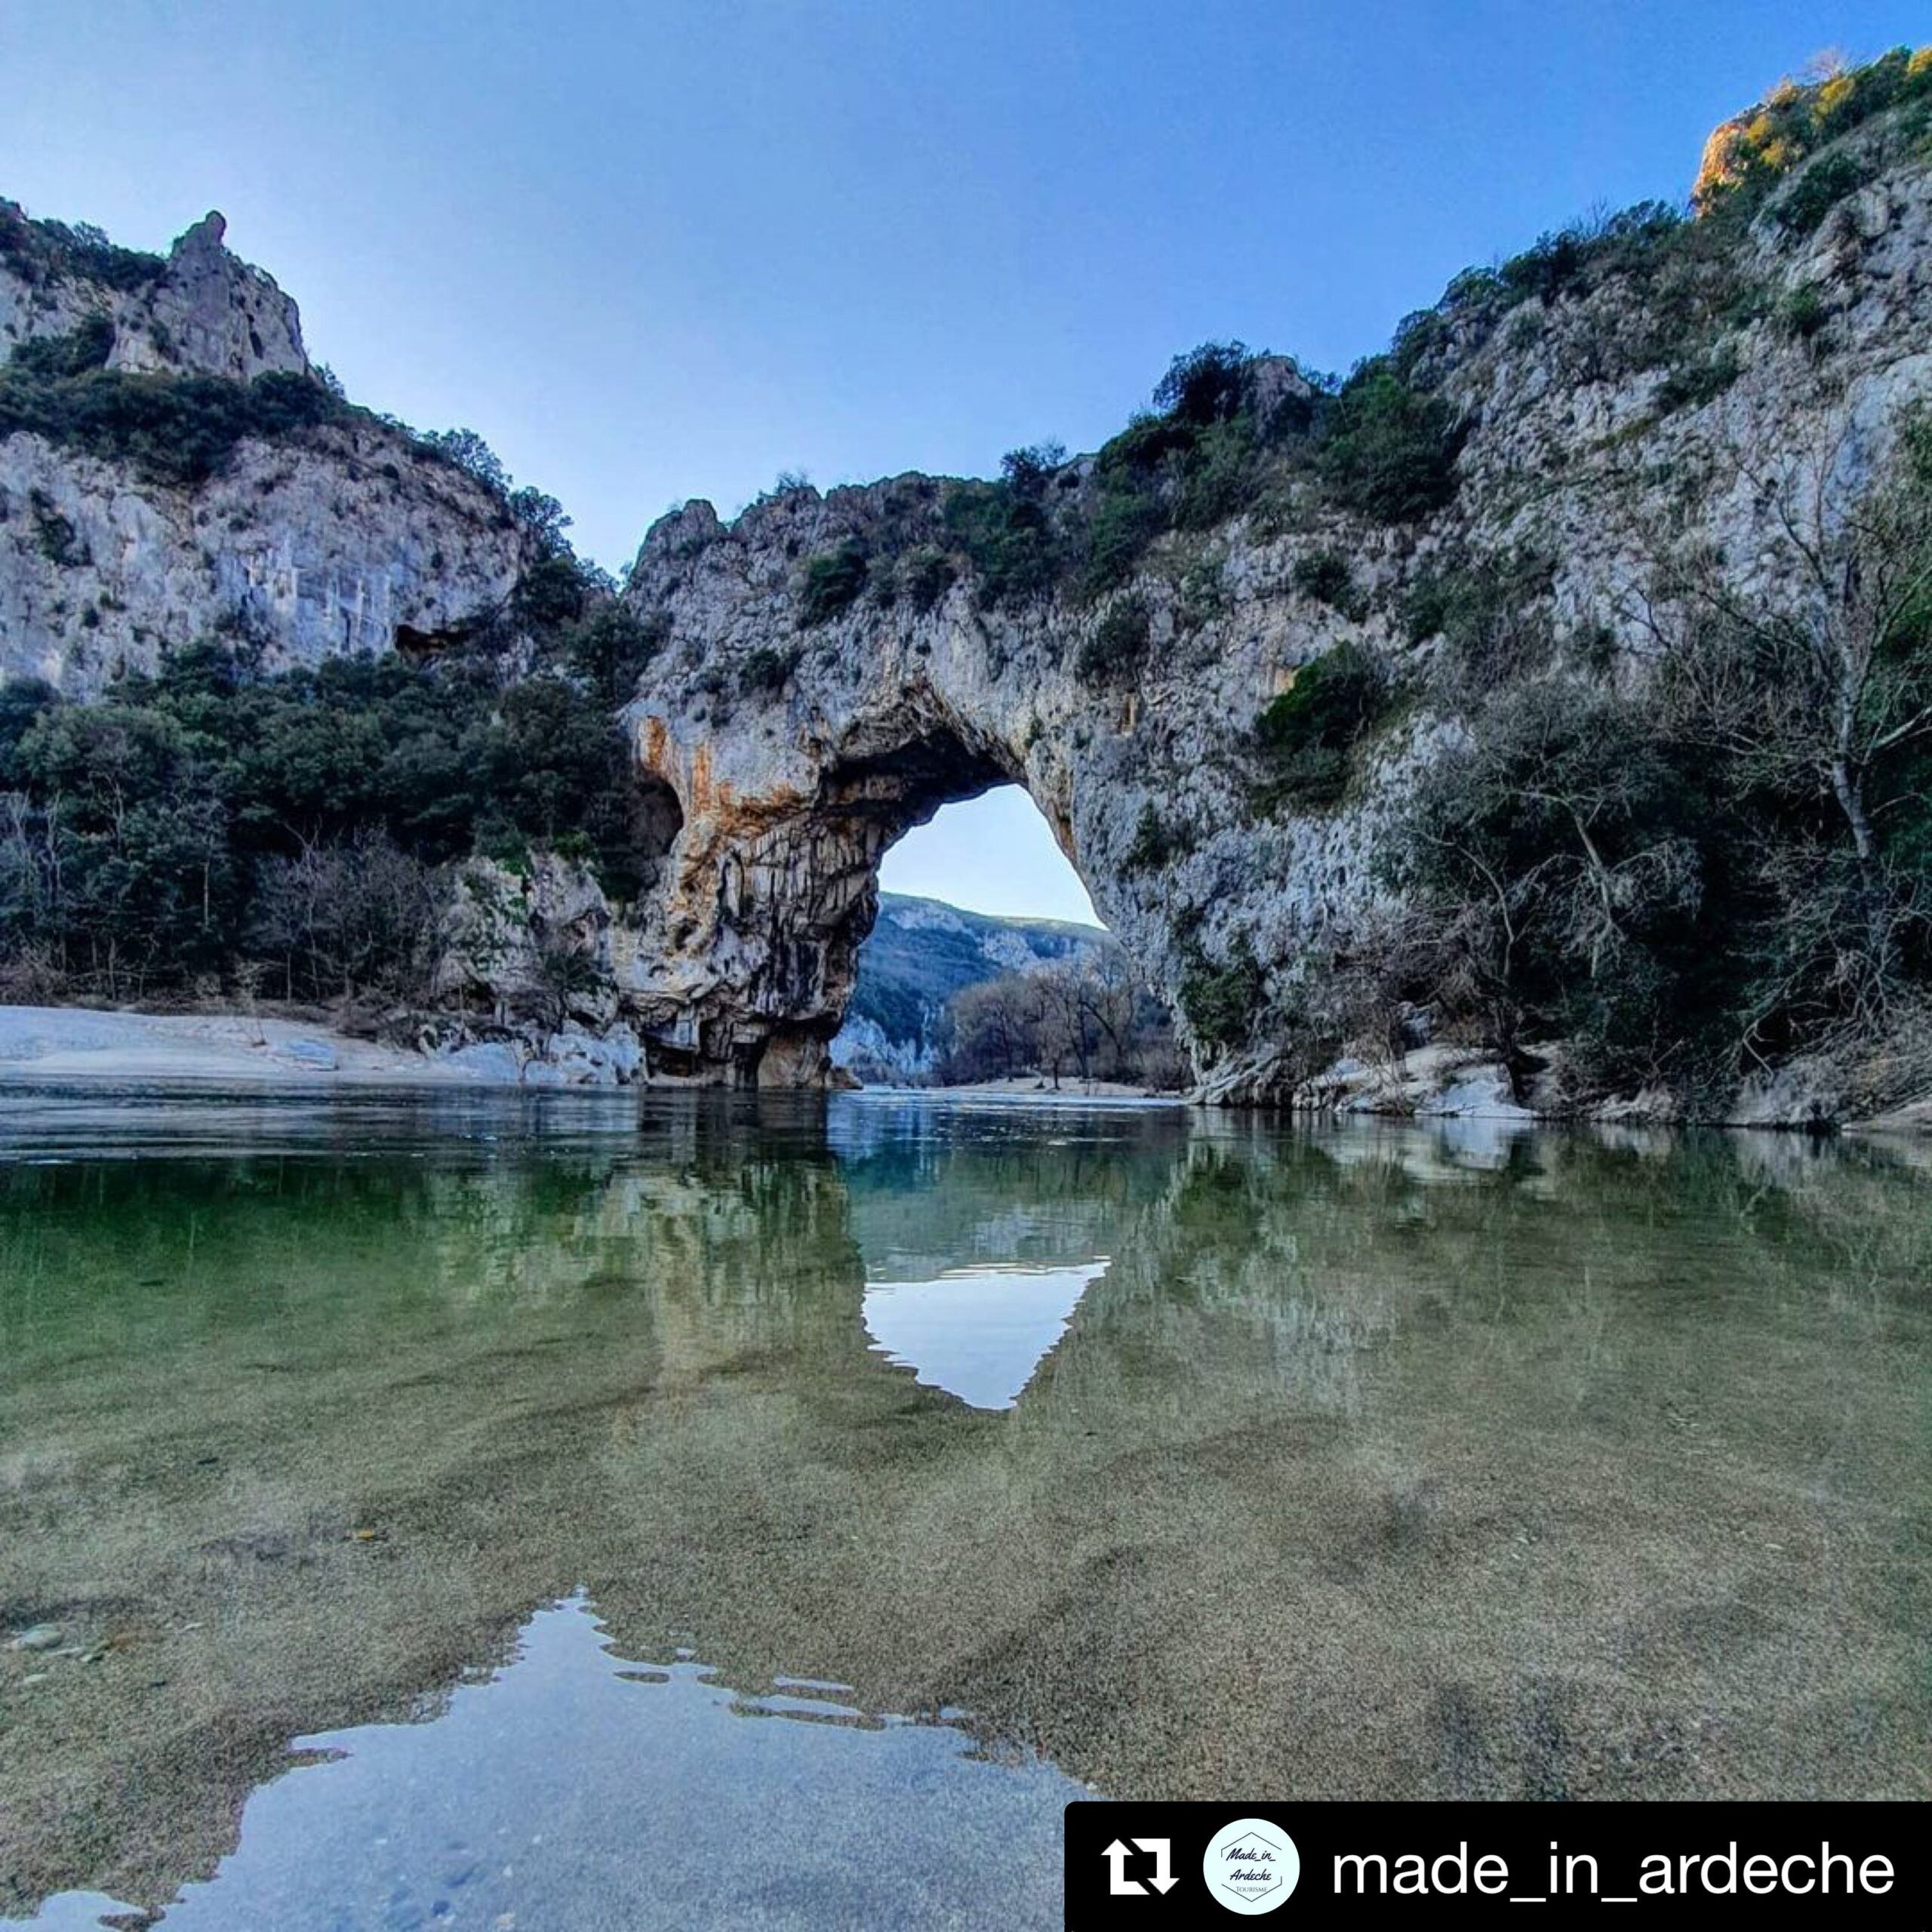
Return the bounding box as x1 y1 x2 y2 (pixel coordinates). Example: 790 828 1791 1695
1064 1803 1923 1926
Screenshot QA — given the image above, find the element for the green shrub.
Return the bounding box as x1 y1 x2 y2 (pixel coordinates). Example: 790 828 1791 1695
1774 151 1877 235
898 545 957 613
556 605 668 705
1000 440 1066 497
1097 411 1198 477
1777 284 1829 340
9 315 115 379
1496 229 1590 307
740 646 798 694
1290 549 1355 611
418 426 511 494
1179 940 1264 1051
1654 342 1741 414
1315 363 1465 523
1251 643 1391 809
943 480 1060 606
0 365 347 487
797 541 869 626
1178 553 1231 628
1400 569 1460 645
0 202 165 292
1076 598 1151 682
1388 682 1709 1089
1123 802 1193 872
29 490 85 567
1078 485 1168 598
1173 417 1258 531
1152 341 1249 426
510 552 589 629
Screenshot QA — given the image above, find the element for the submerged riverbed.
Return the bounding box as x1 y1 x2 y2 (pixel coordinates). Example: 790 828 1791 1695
1 1089 1927 1926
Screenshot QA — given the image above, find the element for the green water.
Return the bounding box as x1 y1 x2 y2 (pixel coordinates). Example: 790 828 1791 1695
1 1090 1927 1926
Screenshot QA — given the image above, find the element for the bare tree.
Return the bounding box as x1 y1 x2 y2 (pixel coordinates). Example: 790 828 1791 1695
1653 413 1932 986
938 947 1177 1088
943 974 1039 1081
251 831 451 1005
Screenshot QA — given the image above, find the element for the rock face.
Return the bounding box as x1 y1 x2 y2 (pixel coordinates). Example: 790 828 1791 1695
0 203 536 695
0 423 537 694
1 205 306 383
616 131 1932 1099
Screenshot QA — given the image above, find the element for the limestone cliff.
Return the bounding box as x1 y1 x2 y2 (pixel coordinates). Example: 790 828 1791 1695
617 85 1932 1109
4 61 1932 1118
1 205 306 383
0 205 537 694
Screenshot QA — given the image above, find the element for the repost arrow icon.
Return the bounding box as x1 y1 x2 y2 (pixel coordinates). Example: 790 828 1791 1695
1136 1838 1179 1894
1104 1839 1148 1896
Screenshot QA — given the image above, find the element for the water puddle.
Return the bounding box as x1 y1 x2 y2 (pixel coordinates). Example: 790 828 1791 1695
10 1595 1083 1930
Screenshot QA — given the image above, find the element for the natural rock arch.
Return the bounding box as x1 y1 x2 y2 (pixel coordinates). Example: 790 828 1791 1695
623 661 1083 1086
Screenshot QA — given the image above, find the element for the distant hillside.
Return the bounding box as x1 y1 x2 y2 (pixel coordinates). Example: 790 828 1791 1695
831 894 1110 1083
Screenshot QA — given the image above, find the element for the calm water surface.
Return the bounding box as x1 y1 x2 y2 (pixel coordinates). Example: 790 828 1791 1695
0 1088 1927 1927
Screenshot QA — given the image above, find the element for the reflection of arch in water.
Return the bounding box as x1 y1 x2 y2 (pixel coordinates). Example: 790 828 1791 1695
862 1260 1109 1411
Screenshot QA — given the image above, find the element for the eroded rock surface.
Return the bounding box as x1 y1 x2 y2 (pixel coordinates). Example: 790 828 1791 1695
617 140 1932 1103
0 205 536 694
1 204 306 382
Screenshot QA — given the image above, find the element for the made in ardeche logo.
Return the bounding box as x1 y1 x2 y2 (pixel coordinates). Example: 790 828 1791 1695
1202 1816 1300 1915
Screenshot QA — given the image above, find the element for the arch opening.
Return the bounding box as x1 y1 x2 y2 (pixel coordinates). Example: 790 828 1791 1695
632 699 1165 1091
825 783 1171 1093
880 786 1101 930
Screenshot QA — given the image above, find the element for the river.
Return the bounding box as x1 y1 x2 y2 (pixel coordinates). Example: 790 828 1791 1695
1 1088 1926 1926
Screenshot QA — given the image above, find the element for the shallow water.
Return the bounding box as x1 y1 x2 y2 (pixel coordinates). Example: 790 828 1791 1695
1 1088 1927 1926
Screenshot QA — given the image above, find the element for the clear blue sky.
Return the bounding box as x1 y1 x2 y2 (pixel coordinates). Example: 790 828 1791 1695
3 2 1921 924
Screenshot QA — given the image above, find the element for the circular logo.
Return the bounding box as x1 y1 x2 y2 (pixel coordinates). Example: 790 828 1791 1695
1202 1816 1300 1915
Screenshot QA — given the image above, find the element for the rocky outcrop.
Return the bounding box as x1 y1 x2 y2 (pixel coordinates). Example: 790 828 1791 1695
614 122 1932 1102
0 423 537 694
1 205 306 382
0 205 537 694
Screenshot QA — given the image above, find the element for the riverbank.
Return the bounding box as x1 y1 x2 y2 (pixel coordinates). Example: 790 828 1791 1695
0 1004 498 1084
0 1005 1924 1132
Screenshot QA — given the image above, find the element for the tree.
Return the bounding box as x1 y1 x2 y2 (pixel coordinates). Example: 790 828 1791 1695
943 974 1039 1081
937 949 1175 1088
527 919 607 1036
1650 413 1932 1023
420 427 510 495
1154 342 1250 426
252 831 448 1004
1000 441 1066 497
1391 682 1703 1089
1316 362 1466 523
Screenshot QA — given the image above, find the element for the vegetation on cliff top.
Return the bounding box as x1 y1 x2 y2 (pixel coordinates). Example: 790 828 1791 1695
0 199 166 293
782 46 1932 649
